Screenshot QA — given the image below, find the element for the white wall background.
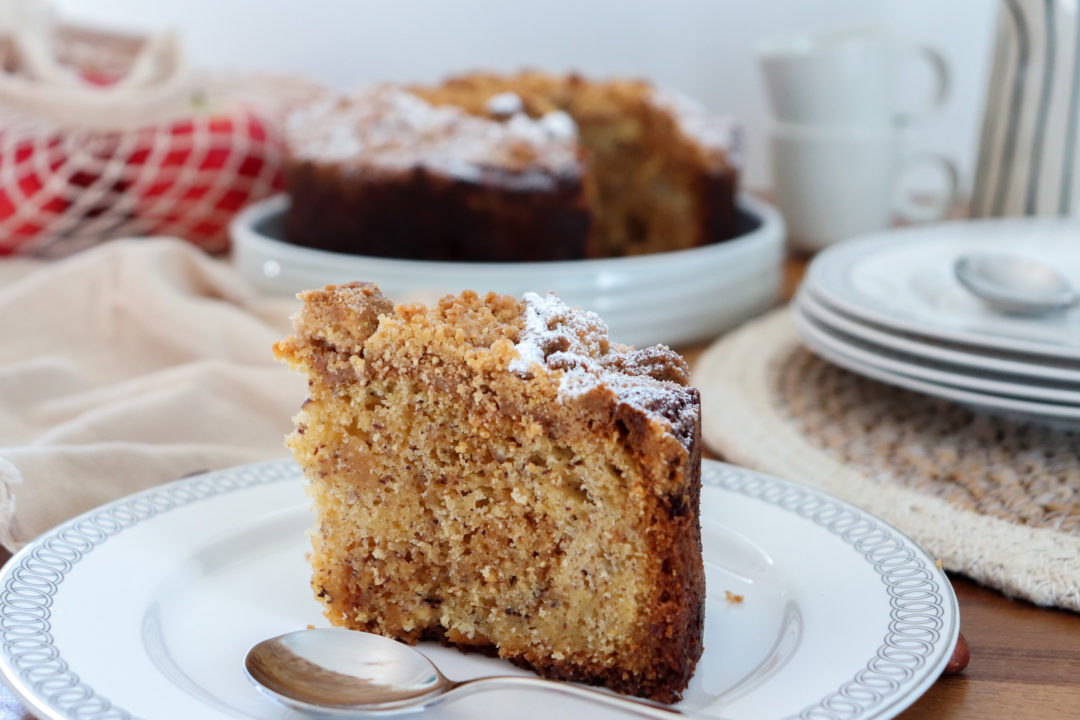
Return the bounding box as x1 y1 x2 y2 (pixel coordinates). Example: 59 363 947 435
55 0 999 193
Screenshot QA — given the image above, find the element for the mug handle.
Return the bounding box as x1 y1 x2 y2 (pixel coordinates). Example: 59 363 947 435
894 153 960 223
898 45 950 126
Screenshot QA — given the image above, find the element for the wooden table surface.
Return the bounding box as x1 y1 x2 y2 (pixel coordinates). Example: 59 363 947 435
1 258 1079 719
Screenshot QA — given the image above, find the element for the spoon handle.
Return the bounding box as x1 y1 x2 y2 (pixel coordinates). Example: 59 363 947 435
442 676 721 719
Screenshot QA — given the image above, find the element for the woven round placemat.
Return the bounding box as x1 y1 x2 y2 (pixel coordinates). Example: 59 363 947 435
692 307 1080 612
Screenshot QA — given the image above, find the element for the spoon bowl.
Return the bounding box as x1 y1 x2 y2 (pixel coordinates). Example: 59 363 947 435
245 628 448 713
954 252 1078 315
245 628 700 718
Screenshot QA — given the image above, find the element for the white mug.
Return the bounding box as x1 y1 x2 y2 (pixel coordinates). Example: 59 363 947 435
772 123 959 252
757 27 949 126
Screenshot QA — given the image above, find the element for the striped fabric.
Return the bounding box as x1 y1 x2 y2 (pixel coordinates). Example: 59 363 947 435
972 0 1080 217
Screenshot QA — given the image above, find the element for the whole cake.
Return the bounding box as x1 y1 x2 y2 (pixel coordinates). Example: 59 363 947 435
274 282 705 702
284 71 741 261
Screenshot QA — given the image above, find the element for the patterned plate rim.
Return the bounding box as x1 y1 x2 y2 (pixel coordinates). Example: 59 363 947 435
0 459 959 720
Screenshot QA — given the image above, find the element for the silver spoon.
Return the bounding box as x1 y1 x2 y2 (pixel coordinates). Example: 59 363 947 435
954 252 1078 315
245 628 705 718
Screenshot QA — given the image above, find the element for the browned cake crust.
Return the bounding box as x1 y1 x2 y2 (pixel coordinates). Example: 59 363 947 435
285 165 590 262
274 283 705 702
284 71 740 262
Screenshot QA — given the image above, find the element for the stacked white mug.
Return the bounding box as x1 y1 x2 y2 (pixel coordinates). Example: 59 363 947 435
757 28 959 252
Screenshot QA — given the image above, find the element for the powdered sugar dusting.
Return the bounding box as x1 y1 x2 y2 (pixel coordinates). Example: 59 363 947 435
287 87 581 190
510 292 698 446
486 91 524 117
651 87 742 169
539 111 577 139
508 291 608 375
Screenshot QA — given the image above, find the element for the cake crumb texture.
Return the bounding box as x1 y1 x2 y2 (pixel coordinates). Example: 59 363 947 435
274 283 705 702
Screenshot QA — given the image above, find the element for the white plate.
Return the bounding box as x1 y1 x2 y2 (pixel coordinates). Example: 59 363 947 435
0 459 957 720
230 194 785 348
805 217 1080 360
792 302 1080 423
800 286 1080 384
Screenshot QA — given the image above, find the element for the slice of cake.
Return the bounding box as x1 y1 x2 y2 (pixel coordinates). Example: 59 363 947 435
274 283 705 702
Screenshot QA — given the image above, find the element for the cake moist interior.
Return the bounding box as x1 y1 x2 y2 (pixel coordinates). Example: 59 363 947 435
306 373 655 652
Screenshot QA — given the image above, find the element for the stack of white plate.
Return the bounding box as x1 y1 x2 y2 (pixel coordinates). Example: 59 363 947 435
793 218 1080 425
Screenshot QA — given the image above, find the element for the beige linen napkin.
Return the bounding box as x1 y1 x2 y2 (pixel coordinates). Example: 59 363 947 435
0 238 306 551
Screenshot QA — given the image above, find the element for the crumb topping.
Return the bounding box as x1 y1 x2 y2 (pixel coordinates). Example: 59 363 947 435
508 291 610 374
511 292 697 447
651 87 742 169
287 87 581 190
